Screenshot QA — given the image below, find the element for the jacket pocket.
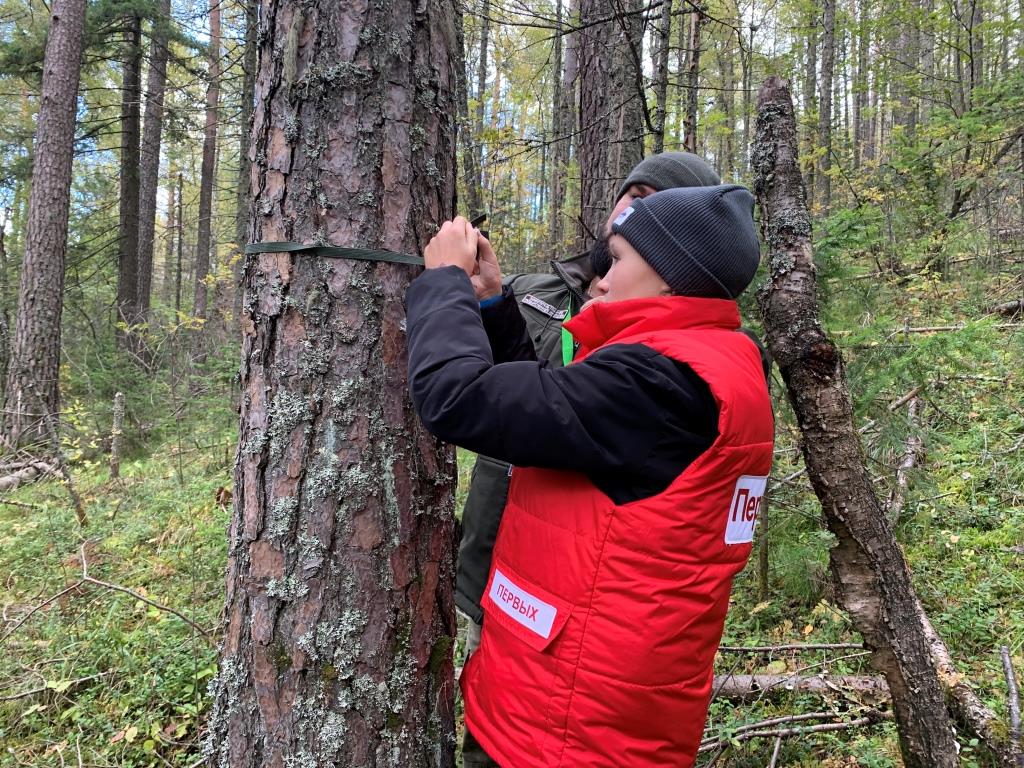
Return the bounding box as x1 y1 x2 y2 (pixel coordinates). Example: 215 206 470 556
482 561 571 653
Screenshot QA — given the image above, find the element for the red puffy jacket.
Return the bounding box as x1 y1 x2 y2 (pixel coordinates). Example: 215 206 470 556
461 296 774 767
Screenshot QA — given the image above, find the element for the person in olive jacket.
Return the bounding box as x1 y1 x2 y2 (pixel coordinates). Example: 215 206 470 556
457 152 723 660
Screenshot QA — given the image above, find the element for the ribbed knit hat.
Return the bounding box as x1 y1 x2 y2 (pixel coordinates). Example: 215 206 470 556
615 151 721 202
610 185 761 299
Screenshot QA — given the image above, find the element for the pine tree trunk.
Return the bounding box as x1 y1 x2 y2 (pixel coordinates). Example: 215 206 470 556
205 0 458 764
651 0 673 154
803 12 818 207
549 0 577 255
682 6 703 153
753 75 961 768
193 0 221 324
720 39 736 178
474 0 490 198
137 0 172 320
853 0 869 168
116 14 143 340
816 0 835 213
455 7 482 217
175 172 183 313
232 0 258 328
577 0 644 250
2 0 88 447
162 170 176 304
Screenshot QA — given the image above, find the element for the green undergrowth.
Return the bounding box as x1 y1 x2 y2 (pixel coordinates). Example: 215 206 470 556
0 429 233 767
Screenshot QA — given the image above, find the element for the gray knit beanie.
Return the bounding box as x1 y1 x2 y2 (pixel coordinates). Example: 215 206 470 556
615 152 721 202
610 185 761 299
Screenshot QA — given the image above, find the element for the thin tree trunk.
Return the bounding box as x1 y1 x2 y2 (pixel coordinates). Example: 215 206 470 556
137 0 172 321
205 0 458 763
110 391 124 480
176 172 183 314
853 0 869 168
651 0 673 154
193 0 221 324
549 0 578 255
2 0 88 447
232 0 259 328
162 168 176 303
474 0 491 198
803 11 818 207
455 6 483 218
116 14 143 341
720 38 736 179
816 0 835 212
682 6 703 153
742 21 758 172
753 75 960 768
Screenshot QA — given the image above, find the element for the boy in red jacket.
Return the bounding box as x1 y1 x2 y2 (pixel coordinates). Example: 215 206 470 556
407 185 773 767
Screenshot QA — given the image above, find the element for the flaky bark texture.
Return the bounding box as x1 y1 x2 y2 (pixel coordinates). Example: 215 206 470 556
576 0 644 250
2 0 87 446
205 1 459 765
753 76 960 768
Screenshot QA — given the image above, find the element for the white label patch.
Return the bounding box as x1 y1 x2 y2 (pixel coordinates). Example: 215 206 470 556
522 293 567 320
613 206 635 227
725 475 768 545
488 568 558 639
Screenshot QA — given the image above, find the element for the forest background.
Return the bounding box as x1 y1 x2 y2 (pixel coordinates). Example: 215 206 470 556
0 0 1022 764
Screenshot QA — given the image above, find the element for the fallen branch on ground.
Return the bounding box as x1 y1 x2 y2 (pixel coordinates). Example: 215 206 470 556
1001 646 1023 768
698 710 892 753
712 674 889 700
0 461 56 493
0 670 112 702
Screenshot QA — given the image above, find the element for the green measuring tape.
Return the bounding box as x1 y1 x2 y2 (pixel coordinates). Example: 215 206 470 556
244 241 424 266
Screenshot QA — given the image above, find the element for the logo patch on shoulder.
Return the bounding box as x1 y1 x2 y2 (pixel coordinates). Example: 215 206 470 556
725 475 767 545
488 568 558 639
522 294 567 320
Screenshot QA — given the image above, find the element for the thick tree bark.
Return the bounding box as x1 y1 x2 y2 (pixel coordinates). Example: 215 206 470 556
232 0 259 327
682 5 703 153
137 0 172 320
816 0 835 212
576 0 644 250
753 75 960 768
651 0 673 154
116 14 143 339
193 0 221 324
204 1 458 765
2 0 88 447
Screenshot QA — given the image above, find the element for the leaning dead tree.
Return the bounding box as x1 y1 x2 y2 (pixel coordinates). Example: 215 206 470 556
204 1 459 765
753 75 962 768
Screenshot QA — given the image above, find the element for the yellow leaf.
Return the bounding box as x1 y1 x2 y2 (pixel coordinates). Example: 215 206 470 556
124 726 138 744
750 601 771 615
803 623 815 636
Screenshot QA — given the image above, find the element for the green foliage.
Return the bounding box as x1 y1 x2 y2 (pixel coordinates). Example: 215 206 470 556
0 418 232 766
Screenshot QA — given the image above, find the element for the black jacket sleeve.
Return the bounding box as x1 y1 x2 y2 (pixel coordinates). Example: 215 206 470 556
407 267 718 503
480 285 538 363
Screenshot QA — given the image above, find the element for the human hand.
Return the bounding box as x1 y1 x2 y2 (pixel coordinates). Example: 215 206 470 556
470 235 502 300
423 217 478 275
